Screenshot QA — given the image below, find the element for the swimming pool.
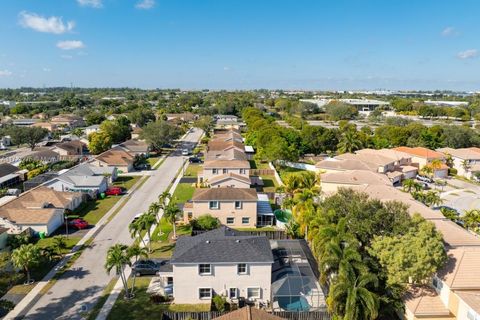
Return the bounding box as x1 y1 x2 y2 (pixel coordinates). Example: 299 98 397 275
277 296 310 312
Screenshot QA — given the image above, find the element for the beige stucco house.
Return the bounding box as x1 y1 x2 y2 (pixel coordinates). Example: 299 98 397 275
92 148 135 173
437 147 480 179
394 147 448 178
199 159 251 188
183 188 258 227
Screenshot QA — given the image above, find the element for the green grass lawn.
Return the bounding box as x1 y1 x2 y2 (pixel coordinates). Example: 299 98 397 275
171 183 195 204
75 176 141 224
149 222 191 259
260 175 278 193
277 166 305 181
184 164 201 177
147 157 161 167
107 277 210 320
249 159 271 170
36 236 82 254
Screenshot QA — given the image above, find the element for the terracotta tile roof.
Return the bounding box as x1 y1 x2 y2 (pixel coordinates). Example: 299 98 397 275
438 247 480 289
209 173 251 185
96 149 134 166
213 306 285 320
204 160 250 169
404 286 451 317
455 291 480 314
192 188 257 201
393 146 445 160
321 170 392 186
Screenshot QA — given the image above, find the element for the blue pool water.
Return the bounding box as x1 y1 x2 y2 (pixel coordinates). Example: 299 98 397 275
277 296 310 311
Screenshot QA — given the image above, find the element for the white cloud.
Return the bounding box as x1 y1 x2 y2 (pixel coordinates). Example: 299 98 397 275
61 54 73 60
135 0 155 9
57 40 85 50
77 0 102 8
43 67 51 72
0 70 12 77
19 11 74 34
223 66 230 71
441 26 458 37
457 49 478 60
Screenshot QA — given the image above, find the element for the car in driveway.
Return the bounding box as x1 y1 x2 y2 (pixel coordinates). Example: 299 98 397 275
105 187 123 196
188 156 202 163
132 260 160 276
416 174 433 183
68 218 89 230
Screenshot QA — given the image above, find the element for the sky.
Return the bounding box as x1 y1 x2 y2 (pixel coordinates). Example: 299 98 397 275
0 0 480 91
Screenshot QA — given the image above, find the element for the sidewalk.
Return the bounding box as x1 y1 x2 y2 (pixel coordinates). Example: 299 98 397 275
5 173 150 320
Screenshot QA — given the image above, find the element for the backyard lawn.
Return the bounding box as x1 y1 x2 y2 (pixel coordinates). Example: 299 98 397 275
249 159 271 170
106 277 209 320
260 175 278 193
171 183 195 204
276 166 305 181
149 221 191 259
75 176 141 224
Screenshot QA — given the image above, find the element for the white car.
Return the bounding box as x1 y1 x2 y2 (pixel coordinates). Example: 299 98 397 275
181 149 190 156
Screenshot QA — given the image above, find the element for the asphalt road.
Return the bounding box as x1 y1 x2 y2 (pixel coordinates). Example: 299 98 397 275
20 128 203 320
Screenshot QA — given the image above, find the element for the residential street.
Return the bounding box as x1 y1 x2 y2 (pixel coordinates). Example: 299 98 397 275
18 128 203 320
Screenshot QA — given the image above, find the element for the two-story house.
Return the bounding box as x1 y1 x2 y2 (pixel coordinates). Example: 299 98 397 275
161 226 274 305
183 188 258 227
437 147 480 179
394 146 448 178
199 159 251 188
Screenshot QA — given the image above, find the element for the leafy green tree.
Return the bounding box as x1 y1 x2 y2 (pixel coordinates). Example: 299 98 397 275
105 244 132 299
140 120 182 151
88 131 112 155
9 126 48 150
190 214 220 231
128 108 156 127
212 295 227 312
100 119 131 144
85 111 106 125
461 209 480 232
193 116 214 137
11 244 41 284
369 214 446 286
325 101 359 121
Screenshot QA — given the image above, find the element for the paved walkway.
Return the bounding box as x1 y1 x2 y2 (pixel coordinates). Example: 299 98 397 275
7 128 202 320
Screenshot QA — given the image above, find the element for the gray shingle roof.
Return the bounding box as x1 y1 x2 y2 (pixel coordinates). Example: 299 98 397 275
0 163 19 178
172 226 273 264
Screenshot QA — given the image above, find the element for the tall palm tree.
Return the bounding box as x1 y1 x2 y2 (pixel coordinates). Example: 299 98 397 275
327 263 380 320
105 244 132 299
337 130 363 154
425 191 443 207
158 191 171 209
164 202 181 239
129 212 156 252
11 244 41 284
148 202 161 221
402 179 421 193
127 244 148 295
429 159 444 178
420 165 433 178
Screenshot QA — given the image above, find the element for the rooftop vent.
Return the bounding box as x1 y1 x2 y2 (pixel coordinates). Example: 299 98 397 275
205 240 210 244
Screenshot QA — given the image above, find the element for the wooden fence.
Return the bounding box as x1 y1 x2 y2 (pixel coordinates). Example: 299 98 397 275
250 169 276 176
162 311 330 320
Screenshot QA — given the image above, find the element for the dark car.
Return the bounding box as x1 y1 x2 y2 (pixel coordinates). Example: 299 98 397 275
132 260 160 276
135 163 151 170
189 157 203 163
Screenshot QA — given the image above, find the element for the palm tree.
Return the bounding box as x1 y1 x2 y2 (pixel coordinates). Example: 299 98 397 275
402 179 421 193
52 235 68 257
327 264 380 320
129 212 156 252
462 159 471 173
429 159 444 178
425 191 443 207
105 244 132 299
337 130 363 154
421 165 433 178
158 191 171 209
127 244 148 295
164 202 181 239
11 244 41 284
148 202 161 221
461 209 480 232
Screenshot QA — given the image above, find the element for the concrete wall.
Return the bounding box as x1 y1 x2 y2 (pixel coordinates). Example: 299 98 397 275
172 263 272 304
184 200 257 227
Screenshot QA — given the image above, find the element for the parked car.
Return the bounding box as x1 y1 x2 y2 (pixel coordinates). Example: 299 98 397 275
132 260 160 276
188 157 202 163
68 218 89 230
105 187 123 196
416 174 433 183
135 163 151 170
181 149 190 156
419 182 430 190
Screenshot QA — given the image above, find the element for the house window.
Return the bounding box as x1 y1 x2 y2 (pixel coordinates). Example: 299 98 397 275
229 288 237 299
198 264 211 275
242 217 250 225
240 168 245 174
223 169 228 174
226 217 235 225
209 201 219 210
235 201 242 209
237 263 247 274
432 277 443 291
199 288 212 300
212 169 218 174
247 287 261 299
187 212 193 220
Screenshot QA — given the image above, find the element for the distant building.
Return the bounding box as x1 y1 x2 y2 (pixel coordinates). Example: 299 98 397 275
425 100 469 107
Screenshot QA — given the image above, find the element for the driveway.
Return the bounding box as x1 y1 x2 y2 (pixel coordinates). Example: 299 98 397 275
18 128 203 320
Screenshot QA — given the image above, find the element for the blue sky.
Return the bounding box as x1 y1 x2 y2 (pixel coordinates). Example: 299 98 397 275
0 0 479 90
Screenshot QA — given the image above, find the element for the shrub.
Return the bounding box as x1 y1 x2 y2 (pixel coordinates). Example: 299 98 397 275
212 295 227 312
448 168 458 176
190 214 220 231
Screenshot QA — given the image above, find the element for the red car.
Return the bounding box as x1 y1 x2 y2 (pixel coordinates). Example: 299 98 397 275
68 218 88 230
105 187 123 196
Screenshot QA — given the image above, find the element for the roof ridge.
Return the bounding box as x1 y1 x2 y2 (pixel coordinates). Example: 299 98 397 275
451 250 466 288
